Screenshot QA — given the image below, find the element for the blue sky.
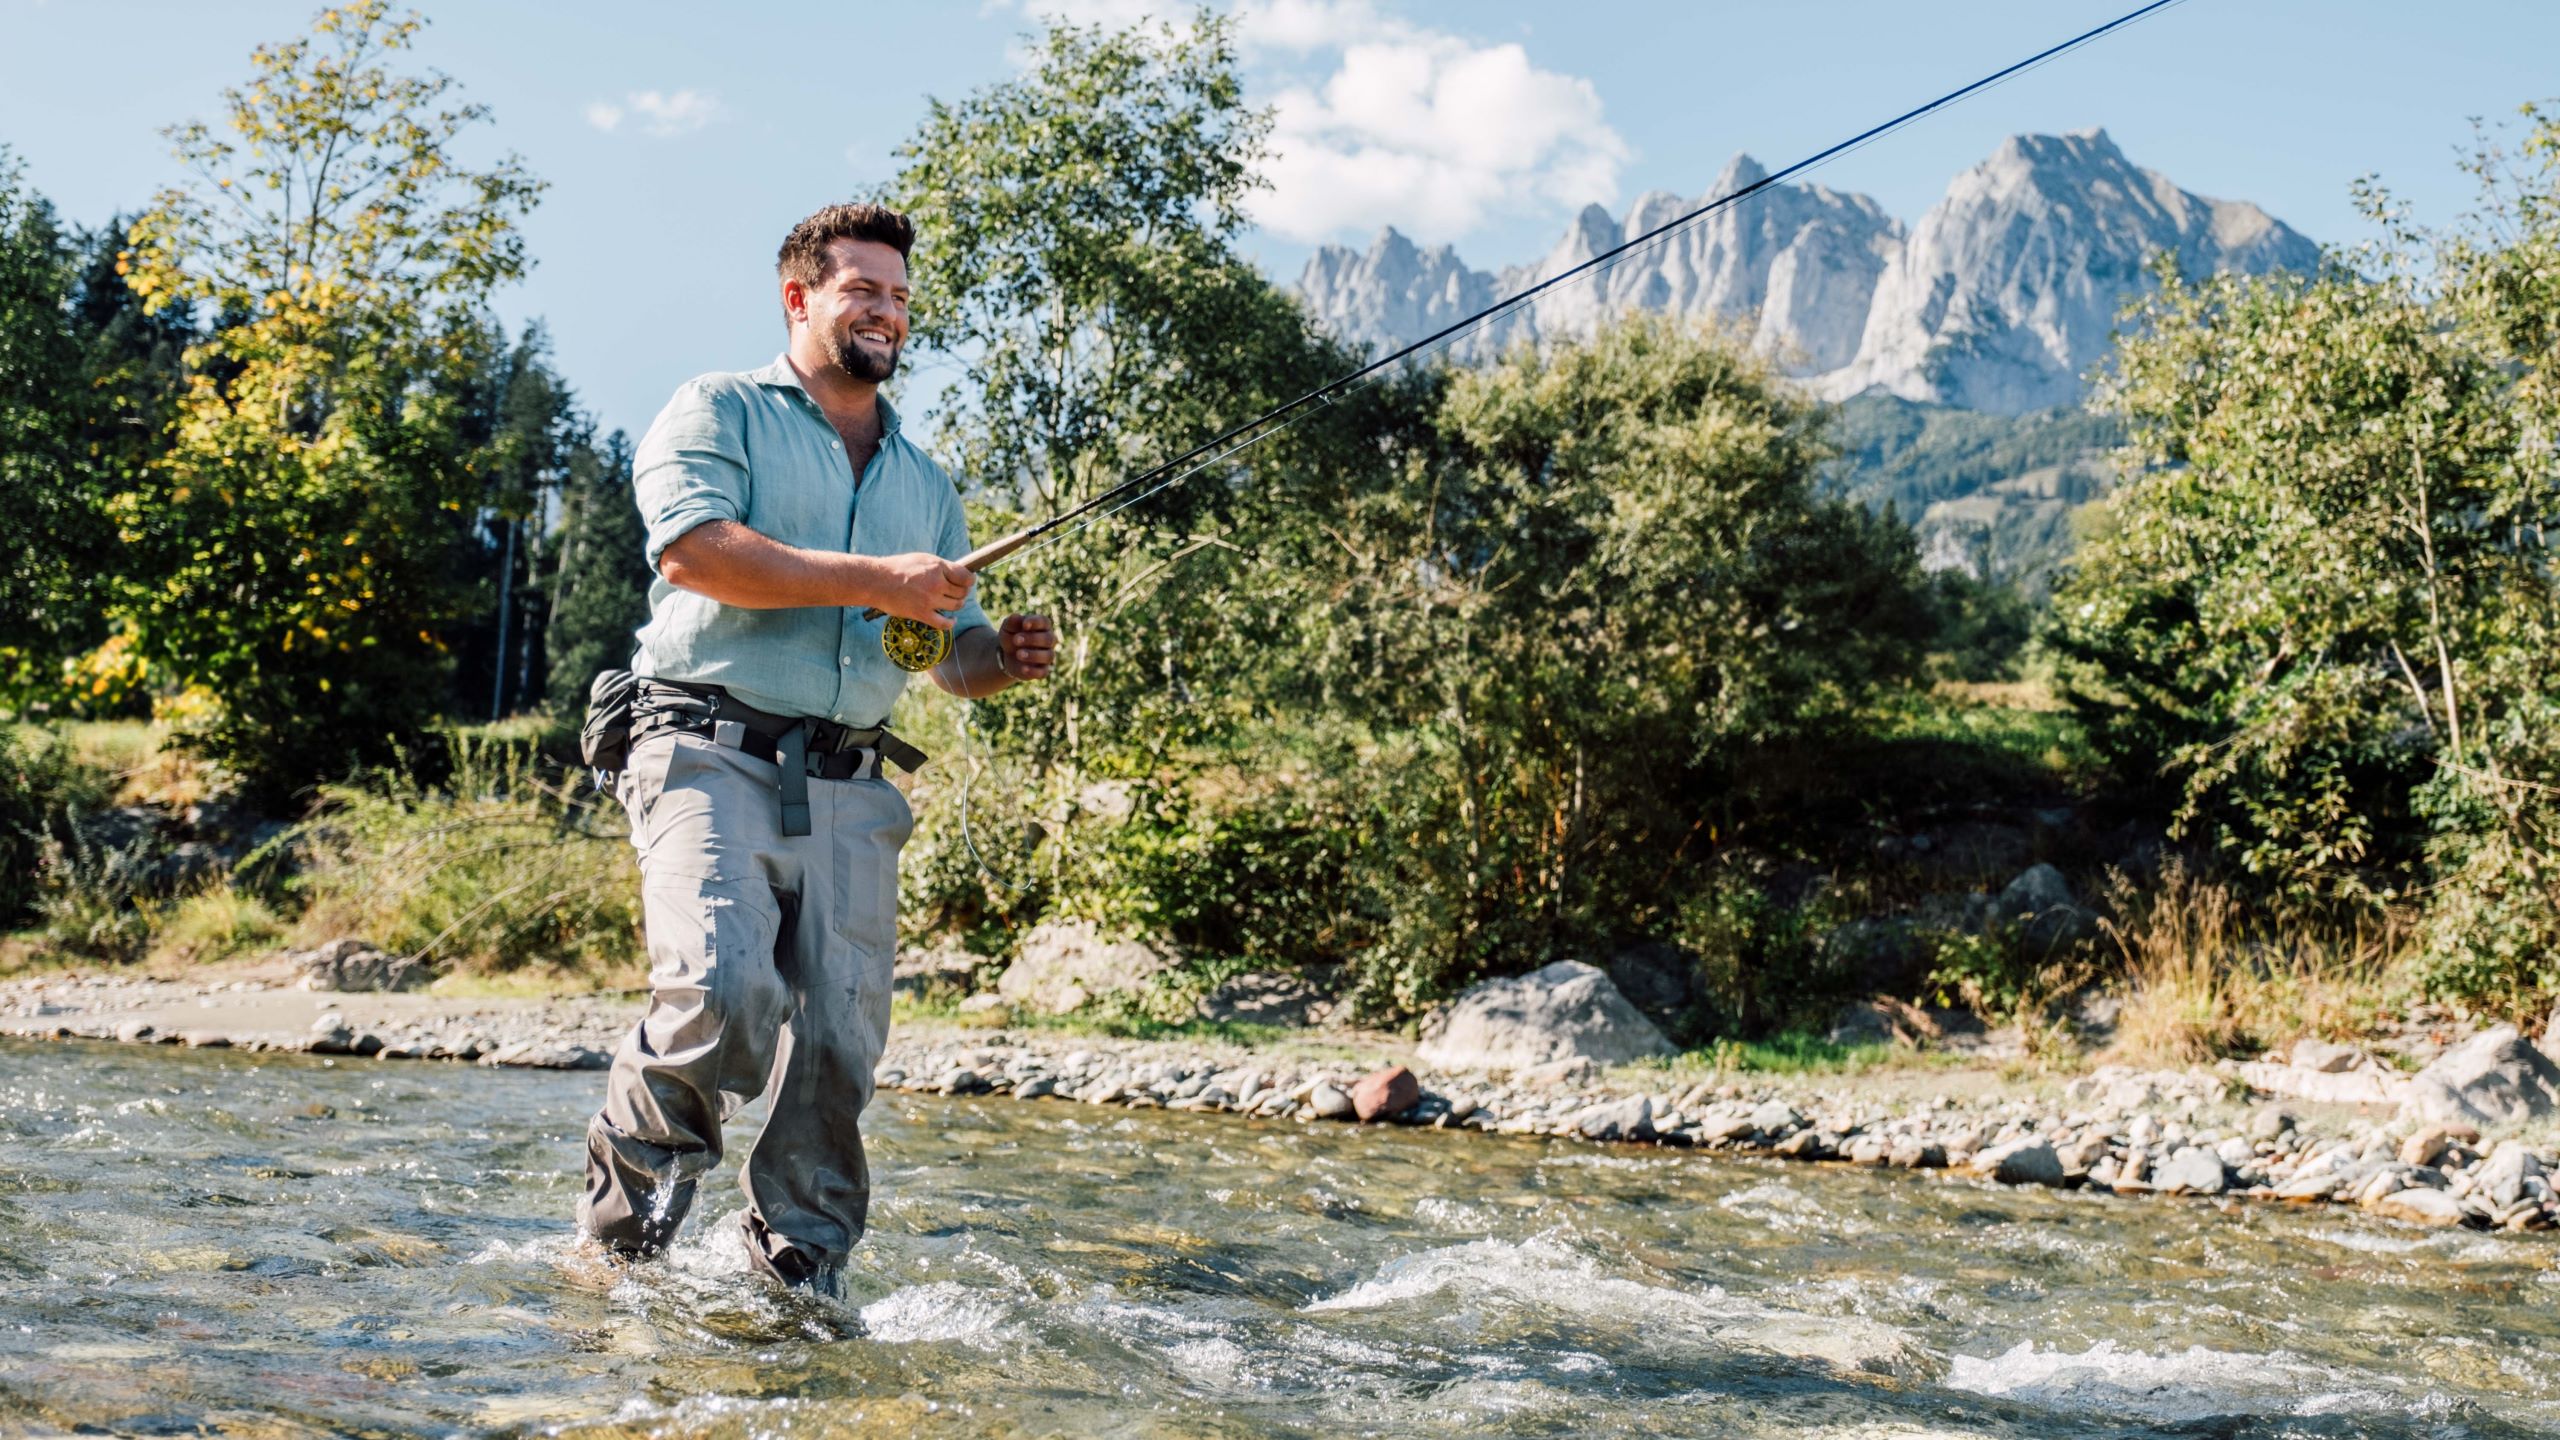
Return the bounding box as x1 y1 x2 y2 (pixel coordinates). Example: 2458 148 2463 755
4 0 2554 440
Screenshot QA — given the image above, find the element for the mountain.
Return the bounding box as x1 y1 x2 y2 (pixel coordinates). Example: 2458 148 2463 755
1293 129 2319 415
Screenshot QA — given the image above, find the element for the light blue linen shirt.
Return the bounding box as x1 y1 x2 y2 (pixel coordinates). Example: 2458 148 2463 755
628 355 991 725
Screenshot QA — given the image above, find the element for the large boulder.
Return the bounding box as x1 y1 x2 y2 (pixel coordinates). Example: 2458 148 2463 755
1416 960 1673 1071
296 939 428 993
1996 863 2097 953
2400 1025 2560 1129
994 922 1172 1015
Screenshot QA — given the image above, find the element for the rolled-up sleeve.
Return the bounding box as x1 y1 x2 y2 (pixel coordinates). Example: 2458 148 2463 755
937 486 995 637
634 379 750 568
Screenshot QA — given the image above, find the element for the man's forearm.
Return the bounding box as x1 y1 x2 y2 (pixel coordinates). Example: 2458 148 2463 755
659 520 902 610
931 624 1016 699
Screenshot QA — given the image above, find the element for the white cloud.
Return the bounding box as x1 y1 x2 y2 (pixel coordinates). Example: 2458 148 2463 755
1241 3 1626 244
584 89 724 138
992 0 1626 246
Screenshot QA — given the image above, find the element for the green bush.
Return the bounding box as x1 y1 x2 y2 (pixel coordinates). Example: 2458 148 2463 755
0 727 112 929
1671 874 1841 1038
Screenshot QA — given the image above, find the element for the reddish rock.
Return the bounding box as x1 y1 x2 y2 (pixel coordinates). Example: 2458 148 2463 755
1351 1065 1420 1122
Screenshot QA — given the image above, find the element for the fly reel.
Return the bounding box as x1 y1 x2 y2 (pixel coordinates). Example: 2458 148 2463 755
862 532 1031 672
880 615 953 672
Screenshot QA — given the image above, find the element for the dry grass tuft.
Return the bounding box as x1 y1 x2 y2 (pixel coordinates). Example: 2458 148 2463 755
2100 860 2400 1066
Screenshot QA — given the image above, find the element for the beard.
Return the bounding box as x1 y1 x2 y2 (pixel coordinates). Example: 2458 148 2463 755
830 328 901 383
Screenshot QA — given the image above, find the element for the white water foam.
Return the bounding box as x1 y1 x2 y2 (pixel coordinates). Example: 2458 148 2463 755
859 1280 1013 1345
1717 1180 1862 1236
1304 1235 1926 1375
1945 1339 2407 1424
1166 1335 1256 1387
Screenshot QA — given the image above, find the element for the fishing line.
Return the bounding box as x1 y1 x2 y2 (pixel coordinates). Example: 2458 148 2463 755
877 0 2187 665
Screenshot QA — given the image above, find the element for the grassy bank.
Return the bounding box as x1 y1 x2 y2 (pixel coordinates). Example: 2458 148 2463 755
3 717 645 993
2 683 2473 1075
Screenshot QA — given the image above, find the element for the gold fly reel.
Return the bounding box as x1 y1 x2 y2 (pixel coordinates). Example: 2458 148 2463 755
880 615 953 672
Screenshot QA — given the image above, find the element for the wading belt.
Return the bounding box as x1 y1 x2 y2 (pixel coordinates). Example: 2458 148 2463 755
630 681 926 837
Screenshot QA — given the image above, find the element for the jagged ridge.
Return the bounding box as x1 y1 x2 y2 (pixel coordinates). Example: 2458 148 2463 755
1294 129 2318 415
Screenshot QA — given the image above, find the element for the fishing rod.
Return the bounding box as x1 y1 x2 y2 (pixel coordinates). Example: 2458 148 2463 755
869 0 2188 673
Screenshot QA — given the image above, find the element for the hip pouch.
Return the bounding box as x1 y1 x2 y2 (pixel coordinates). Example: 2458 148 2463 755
580 668 639 775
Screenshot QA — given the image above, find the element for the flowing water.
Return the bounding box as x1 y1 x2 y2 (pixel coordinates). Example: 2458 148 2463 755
3 1038 2557 1439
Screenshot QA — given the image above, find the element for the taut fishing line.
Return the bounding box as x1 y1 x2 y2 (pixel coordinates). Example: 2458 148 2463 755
924 0 2189 886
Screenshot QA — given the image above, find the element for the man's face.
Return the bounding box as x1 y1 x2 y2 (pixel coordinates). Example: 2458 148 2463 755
792 237 909 383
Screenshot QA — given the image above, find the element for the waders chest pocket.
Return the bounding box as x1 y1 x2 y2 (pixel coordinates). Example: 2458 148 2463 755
580 669 639 777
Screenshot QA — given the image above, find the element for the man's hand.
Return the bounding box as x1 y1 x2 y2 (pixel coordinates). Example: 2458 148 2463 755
996 614 1055 681
931 613 1057 698
875 552 977 630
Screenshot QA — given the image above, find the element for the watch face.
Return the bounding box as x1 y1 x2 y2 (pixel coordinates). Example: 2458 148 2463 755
881 616 953 673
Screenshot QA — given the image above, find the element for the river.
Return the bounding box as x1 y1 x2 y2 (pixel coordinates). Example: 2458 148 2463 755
2 1038 2555 1437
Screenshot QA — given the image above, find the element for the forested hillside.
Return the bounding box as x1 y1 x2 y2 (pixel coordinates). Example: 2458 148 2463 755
1825 394 2122 596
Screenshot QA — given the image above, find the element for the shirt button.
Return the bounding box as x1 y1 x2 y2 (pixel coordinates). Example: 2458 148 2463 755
840 655 853 665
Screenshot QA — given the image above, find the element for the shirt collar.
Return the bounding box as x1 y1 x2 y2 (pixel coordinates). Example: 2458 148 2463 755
749 353 902 439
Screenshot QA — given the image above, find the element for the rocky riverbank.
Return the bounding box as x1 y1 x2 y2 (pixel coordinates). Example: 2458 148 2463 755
7 968 2557 1236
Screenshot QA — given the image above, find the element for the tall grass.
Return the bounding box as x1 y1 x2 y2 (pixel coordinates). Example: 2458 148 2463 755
287 732 644 986
149 882 285 967
2101 860 2399 1065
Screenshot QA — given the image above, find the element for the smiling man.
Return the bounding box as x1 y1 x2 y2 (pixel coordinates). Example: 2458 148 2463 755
576 203 1054 1298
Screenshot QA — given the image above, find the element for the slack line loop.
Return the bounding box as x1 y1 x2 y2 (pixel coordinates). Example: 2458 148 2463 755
871 0 2189 672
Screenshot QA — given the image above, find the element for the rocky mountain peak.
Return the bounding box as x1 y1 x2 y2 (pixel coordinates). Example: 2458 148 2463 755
1292 130 2317 414
1711 151 1770 196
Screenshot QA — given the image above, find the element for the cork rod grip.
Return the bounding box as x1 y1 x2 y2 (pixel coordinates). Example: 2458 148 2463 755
857 524 1037 622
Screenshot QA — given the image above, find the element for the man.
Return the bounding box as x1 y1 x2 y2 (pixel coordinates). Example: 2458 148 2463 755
578 202 1053 1297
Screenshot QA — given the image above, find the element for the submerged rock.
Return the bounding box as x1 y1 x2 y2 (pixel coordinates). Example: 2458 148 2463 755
1416 960 1672 1071
2369 1186 2466 1227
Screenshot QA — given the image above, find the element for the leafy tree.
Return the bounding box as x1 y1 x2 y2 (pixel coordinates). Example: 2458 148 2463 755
2053 106 2560 1014
440 321 589 719
2054 257 2516 891
542 429 647 716
884 12 1377 931
1291 316 1928 1008
0 150 98 701
114 0 543 795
